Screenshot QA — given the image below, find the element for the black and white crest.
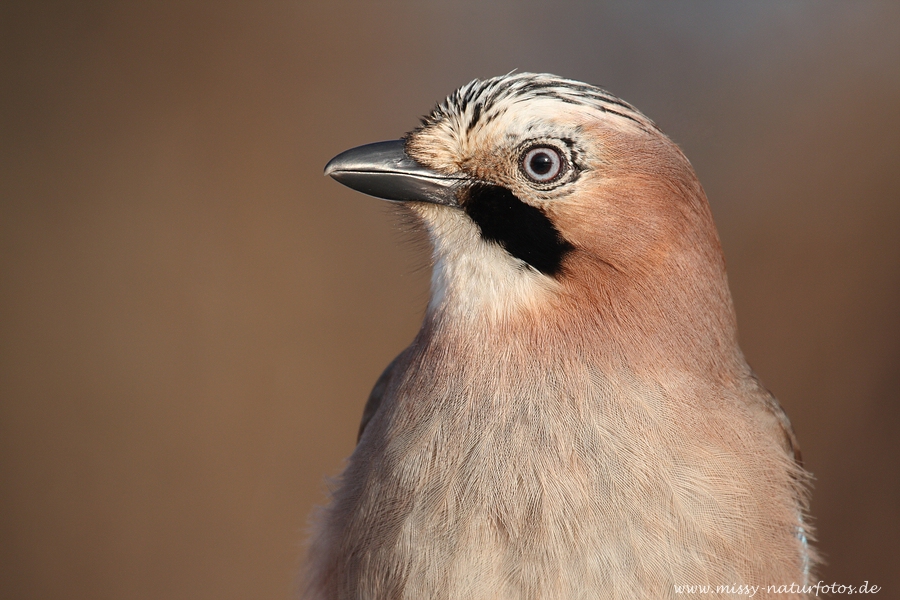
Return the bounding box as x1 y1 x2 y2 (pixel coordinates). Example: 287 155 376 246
419 72 658 135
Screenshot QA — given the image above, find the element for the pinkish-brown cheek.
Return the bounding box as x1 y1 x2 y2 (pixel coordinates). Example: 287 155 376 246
548 200 650 268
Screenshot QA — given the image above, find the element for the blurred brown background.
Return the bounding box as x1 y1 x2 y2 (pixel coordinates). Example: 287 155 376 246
2 2 898 598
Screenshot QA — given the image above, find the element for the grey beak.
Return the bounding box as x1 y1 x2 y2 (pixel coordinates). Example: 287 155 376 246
324 140 463 206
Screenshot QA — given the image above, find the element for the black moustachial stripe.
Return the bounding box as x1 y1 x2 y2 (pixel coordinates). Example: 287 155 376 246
463 183 573 277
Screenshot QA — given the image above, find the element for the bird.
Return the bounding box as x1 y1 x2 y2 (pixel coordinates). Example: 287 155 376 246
306 73 814 599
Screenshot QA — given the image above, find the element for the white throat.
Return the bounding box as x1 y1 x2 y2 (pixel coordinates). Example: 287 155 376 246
414 204 558 322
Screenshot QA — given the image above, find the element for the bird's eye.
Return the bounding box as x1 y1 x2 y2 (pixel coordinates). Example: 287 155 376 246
520 146 565 183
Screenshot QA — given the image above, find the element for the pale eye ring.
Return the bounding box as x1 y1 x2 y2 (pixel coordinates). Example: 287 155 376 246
520 146 565 183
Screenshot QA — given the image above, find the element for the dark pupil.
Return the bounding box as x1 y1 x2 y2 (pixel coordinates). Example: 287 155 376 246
529 152 553 175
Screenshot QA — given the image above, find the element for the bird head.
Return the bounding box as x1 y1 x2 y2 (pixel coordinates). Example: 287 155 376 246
326 73 739 368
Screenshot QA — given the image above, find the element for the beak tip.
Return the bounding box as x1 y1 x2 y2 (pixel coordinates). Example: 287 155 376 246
323 157 338 178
